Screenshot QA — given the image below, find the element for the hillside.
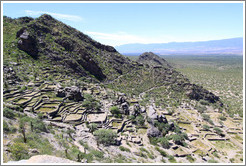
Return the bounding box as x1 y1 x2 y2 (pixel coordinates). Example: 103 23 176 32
3 15 134 82
2 15 243 164
115 38 243 55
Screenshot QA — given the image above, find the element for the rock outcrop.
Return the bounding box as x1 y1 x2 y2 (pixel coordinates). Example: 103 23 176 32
56 85 83 101
137 52 171 68
147 125 161 137
147 106 158 120
3 66 21 85
17 28 38 57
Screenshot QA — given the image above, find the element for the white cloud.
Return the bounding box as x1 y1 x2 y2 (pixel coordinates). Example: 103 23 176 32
25 10 83 22
85 31 174 46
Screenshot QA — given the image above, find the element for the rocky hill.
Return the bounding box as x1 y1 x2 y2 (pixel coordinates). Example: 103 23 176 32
4 14 134 82
137 52 172 68
3 15 243 164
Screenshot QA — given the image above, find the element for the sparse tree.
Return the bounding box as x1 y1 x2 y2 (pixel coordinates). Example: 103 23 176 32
88 123 98 133
19 120 26 143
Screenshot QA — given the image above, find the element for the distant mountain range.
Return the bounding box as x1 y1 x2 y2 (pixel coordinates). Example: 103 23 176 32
115 37 243 56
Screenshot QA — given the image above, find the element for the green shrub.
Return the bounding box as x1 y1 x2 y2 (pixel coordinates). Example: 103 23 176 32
161 158 166 163
139 147 155 159
119 146 131 152
181 132 188 140
79 152 94 162
126 141 132 147
147 153 155 159
229 158 235 163
155 147 167 157
88 123 98 133
19 116 47 133
201 114 210 121
19 85 27 92
208 119 214 125
214 127 223 135
113 154 129 163
202 124 210 131
139 147 150 154
173 123 181 133
79 140 90 150
171 134 183 145
154 121 170 135
110 106 121 117
3 107 15 119
3 120 10 133
186 154 195 162
91 150 104 159
133 115 145 126
195 105 206 113
37 112 44 119
3 120 17 134
159 137 170 149
93 129 117 146
66 146 81 161
218 115 227 121
31 119 47 133
9 142 29 160
149 137 159 145
82 94 101 111
26 133 54 155
212 151 220 158
208 159 218 163
168 155 177 163
199 99 209 105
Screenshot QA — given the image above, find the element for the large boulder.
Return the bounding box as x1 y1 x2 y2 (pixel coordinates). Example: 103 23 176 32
158 114 168 123
147 106 158 120
65 86 83 101
131 104 141 116
17 28 38 57
121 102 129 115
56 85 83 101
147 125 161 137
116 96 126 104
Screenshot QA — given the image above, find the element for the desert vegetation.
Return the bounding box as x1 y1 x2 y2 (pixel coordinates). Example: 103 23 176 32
2 15 243 164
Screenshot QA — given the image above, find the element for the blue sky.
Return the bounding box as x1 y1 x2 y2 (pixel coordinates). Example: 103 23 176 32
2 2 244 46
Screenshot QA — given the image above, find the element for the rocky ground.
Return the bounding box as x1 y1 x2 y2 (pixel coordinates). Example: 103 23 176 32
3 70 243 163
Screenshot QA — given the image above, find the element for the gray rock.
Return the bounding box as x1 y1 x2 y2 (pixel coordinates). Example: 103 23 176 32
65 86 83 101
133 104 141 116
158 114 168 123
29 149 40 155
169 122 175 131
121 102 129 115
147 125 161 137
148 106 158 120
56 89 66 97
140 106 146 113
117 96 126 104
17 29 38 57
9 62 18 66
56 85 83 101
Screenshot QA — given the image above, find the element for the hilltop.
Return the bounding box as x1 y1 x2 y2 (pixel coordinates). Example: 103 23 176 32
2 15 243 163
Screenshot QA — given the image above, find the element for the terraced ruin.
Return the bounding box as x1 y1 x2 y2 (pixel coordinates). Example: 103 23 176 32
3 66 243 163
